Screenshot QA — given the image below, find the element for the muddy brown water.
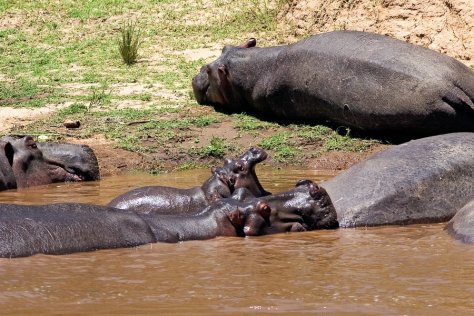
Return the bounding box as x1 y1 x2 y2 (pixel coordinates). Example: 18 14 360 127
0 167 473 315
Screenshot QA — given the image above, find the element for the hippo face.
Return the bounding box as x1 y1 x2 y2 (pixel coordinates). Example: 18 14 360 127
262 180 339 234
224 152 270 198
37 142 100 181
192 38 257 111
224 200 271 237
6 136 85 188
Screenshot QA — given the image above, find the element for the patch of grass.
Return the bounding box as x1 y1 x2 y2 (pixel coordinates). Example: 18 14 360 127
118 20 141 65
189 115 220 127
295 125 333 143
259 131 298 162
198 136 227 158
233 113 273 131
88 84 111 109
324 130 372 152
57 103 89 116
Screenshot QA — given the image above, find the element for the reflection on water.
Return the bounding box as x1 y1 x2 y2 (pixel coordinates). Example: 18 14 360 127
1 167 474 315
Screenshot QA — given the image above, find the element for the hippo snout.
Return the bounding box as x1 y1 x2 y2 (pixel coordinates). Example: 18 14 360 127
192 71 209 105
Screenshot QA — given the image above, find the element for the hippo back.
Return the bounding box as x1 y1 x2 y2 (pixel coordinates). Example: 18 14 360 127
445 199 474 244
322 133 474 227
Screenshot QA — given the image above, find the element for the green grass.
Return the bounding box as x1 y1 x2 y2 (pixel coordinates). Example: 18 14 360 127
0 0 380 173
198 136 227 158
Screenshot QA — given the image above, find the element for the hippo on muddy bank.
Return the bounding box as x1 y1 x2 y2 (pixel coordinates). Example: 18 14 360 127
322 133 474 228
193 31 474 137
0 136 100 191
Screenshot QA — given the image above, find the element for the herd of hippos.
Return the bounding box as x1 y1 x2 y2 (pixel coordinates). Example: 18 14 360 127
1 30 474 258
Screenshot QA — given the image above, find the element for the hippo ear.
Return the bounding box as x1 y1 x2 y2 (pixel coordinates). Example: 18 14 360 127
240 38 256 48
211 166 218 174
218 64 228 77
228 207 245 226
256 201 271 226
309 183 325 200
4 142 14 166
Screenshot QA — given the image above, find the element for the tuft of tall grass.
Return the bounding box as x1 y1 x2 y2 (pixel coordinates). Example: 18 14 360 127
118 20 141 65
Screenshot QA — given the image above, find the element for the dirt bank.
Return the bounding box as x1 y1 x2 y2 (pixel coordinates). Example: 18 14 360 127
281 0 473 68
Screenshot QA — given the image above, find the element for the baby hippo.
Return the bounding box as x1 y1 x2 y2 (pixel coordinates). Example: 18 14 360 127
108 166 234 215
108 147 270 214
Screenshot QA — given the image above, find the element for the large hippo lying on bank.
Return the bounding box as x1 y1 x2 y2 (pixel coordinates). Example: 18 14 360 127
193 31 474 137
0 136 99 191
0 199 271 258
322 133 474 228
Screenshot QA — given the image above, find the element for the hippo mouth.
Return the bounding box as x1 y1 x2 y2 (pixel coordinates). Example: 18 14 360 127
48 162 84 183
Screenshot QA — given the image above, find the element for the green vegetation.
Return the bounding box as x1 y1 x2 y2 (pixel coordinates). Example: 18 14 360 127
0 0 380 172
118 20 141 65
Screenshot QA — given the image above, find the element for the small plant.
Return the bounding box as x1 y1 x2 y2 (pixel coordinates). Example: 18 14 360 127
88 84 111 109
199 136 227 158
118 20 141 65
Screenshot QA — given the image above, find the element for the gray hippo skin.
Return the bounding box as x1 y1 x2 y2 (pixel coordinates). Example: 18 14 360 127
322 133 474 227
232 179 338 234
36 141 100 181
108 166 235 215
108 147 270 214
0 136 99 190
192 31 474 137
445 200 474 244
0 200 271 258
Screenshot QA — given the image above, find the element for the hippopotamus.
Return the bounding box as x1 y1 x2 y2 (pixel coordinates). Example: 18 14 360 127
231 179 338 233
108 147 270 214
445 200 474 244
0 199 271 258
321 133 474 227
0 136 100 190
193 31 474 137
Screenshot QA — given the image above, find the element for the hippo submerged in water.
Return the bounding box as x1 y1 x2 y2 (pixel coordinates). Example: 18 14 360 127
193 31 474 137
0 199 271 258
0 136 100 191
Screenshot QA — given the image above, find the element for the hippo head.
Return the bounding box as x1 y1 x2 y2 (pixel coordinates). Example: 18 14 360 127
263 180 339 234
5 136 91 188
192 38 257 111
203 165 237 202
224 147 271 198
225 200 271 237
36 142 100 181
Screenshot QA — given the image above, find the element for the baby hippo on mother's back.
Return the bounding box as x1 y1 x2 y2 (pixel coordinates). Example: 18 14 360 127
193 30 474 137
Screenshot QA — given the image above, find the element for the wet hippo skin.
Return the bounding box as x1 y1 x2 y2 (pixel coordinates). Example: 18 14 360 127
0 199 270 258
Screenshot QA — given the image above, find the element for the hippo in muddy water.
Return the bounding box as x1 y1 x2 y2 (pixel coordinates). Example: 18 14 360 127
321 133 474 228
108 147 270 214
0 199 271 258
445 200 474 244
193 31 474 137
231 179 338 234
0 136 100 190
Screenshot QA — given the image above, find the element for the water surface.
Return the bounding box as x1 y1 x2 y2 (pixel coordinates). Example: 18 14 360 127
0 168 473 315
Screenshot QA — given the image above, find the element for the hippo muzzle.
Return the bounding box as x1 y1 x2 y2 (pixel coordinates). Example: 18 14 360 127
192 69 210 105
